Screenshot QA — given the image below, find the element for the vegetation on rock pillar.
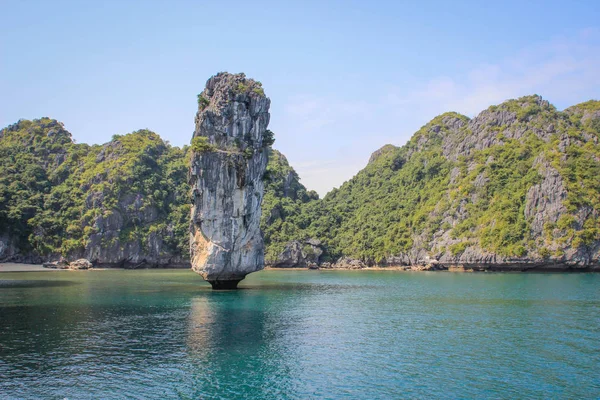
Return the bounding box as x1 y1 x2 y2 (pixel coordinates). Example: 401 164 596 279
191 137 215 153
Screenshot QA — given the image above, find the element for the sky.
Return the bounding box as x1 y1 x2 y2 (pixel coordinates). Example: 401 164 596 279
1 0 599 196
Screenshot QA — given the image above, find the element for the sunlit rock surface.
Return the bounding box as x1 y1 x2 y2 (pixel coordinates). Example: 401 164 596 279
190 73 271 289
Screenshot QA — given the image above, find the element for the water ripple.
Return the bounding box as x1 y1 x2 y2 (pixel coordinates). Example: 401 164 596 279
0 270 599 398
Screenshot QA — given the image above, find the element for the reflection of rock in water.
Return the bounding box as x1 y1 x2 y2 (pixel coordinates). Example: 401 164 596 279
186 294 299 397
186 298 216 355
189 73 271 290
186 295 268 353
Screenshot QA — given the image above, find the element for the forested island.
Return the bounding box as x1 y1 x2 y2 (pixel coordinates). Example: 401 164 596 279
1 88 599 271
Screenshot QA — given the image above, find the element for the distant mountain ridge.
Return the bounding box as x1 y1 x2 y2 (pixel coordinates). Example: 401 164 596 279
1 94 599 270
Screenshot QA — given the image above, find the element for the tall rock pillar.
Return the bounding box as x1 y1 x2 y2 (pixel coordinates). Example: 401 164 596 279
189 73 271 289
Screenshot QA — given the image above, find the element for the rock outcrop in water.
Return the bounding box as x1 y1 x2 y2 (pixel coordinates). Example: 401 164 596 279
189 73 271 288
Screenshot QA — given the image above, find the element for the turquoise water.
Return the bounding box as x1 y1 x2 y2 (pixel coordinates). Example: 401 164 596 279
0 270 599 399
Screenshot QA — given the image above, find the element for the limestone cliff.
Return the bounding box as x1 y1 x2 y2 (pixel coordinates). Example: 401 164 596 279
311 96 600 270
0 119 189 267
271 239 324 268
189 73 271 288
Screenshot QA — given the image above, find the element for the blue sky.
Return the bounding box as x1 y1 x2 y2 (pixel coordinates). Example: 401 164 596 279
1 0 599 196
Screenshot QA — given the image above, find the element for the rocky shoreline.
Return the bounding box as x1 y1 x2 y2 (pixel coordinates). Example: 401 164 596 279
2 261 598 273
269 262 600 272
4 231 598 273
266 240 600 272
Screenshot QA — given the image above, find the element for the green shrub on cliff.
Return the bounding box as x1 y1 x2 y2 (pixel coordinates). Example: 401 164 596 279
262 129 275 147
197 95 209 110
191 136 214 153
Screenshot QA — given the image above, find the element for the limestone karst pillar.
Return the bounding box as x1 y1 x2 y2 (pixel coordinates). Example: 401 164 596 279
189 72 271 289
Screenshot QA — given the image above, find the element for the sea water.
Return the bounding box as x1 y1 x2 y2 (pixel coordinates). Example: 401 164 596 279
0 269 599 399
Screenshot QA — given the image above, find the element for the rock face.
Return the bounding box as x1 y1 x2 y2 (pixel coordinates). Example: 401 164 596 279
332 257 366 269
79 189 188 268
190 73 271 289
272 238 324 268
368 144 397 165
0 234 35 264
304 238 324 264
274 241 306 268
68 259 92 270
43 258 92 270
